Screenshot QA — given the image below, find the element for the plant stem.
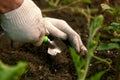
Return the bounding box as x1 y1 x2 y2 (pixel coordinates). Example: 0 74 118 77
81 51 93 80
55 0 60 6
93 55 111 65
42 0 82 12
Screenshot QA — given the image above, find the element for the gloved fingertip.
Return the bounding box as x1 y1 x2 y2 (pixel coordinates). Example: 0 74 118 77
80 46 88 56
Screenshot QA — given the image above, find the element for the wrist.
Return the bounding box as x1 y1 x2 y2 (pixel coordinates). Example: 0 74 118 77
0 0 23 14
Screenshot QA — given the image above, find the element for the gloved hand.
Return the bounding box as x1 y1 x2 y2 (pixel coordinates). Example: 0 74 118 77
43 18 87 55
0 0 87 55
0 0 47 46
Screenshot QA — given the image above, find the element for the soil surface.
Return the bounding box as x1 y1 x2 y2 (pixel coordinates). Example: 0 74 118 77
0 0 120 80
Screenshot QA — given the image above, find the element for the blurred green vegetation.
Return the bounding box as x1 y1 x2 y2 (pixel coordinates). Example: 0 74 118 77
70 15 111 80
0 61 27 80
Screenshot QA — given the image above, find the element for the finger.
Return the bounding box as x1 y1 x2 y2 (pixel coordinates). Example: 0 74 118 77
77 35 87 55
44 17 81 52
43 17 75 35
43 17 88 54
71 35 80 53
71 33 87 55
43 20 67 40
80 45 88 55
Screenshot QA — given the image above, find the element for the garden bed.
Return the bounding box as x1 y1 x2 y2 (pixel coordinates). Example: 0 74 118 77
0 0 120 80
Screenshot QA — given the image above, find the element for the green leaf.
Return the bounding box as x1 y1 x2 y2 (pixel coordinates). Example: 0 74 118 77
88 70 106 80
69 47 85 69
81 0 91 4
88 15 104 52
114 6 120 16
100 4 115 15
0 61 27 80
101 4 111 10
88 34 100 52
97 43 120 50
89 15 104 38
61 0 91 3
69 47 86 79
104 22 120 32
111 38 120 42
61 0 74 3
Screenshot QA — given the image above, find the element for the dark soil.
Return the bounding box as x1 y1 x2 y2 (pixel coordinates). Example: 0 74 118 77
0 0 120 80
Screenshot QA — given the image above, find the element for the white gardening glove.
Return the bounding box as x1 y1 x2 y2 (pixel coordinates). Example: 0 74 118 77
43 18 87 55
0 0 87 55
0 0 48 46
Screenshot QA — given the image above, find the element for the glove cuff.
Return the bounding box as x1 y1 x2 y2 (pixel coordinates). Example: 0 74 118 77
0 0 42 25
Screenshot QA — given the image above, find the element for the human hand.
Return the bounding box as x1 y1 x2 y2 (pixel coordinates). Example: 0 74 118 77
0 0 47 46
0 0 87 55
43 18 87 55
0 0 23 13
